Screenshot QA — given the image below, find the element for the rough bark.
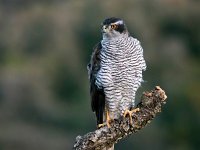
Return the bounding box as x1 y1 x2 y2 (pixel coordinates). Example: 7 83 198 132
73 86 167 150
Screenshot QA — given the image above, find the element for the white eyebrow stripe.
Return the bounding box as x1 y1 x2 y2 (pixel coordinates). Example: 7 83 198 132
114 20 123 25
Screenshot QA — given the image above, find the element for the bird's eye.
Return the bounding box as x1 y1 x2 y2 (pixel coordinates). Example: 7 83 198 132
111 24 117 29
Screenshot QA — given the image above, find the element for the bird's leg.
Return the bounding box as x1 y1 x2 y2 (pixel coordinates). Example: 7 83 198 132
97 110 112 128
123 108 140 124
106 110 112 128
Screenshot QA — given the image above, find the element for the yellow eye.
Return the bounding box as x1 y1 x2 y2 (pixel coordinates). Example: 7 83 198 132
111 24 117 29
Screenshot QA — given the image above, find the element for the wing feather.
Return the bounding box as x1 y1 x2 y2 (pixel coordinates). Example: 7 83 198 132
88 42 105 125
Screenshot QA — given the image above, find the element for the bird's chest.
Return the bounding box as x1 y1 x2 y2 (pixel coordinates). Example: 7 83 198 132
101 40 129 64
101 40 134 72
96 40 135 87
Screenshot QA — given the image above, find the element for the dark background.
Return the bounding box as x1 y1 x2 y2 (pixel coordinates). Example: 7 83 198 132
0 0 199 150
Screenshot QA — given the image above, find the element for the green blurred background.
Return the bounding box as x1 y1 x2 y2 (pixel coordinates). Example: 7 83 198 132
0 0 199 150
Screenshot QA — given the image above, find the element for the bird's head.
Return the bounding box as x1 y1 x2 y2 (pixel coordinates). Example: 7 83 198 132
101 17 128 39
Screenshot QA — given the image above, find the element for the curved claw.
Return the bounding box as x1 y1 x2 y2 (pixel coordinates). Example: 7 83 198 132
123 108 140 124
97 123 106 128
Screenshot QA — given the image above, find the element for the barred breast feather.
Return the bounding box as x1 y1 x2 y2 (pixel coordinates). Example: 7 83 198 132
95 36 146 119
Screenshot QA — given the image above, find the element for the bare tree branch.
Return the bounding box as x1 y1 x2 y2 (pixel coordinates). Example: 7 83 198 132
73 86 167 150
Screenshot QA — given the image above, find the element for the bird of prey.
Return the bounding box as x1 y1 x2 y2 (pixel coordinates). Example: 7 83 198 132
87 17 146 128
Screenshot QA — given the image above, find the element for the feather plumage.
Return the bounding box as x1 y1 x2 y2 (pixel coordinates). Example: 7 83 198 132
88 43 105 126
88 17 146 127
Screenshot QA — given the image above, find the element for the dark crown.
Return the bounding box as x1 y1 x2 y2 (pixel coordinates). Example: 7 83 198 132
102 17 127 34
102 17 123 25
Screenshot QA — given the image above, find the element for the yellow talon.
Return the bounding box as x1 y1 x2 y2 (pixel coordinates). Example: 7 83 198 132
97 108 112 128
97 123 106 128
124 108 140 124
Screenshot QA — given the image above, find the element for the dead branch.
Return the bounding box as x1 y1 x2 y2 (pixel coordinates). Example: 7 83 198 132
73 86 167 150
